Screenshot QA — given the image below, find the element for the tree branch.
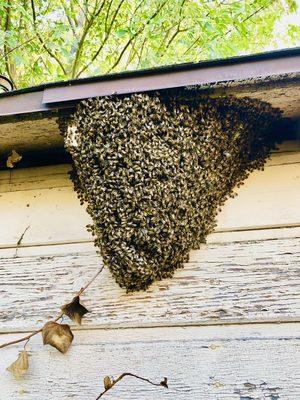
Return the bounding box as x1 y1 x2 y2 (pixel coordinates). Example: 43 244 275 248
76 0 126 78
183 2 270 56
0 36 35 60
96 373 168 399
104 0 114 34
137 37 146 68
71 0 106 78
163 0 187 50
30 0 66 74
106 0 168 74
61 0 78 38
3 0 17 88
165 27 188 50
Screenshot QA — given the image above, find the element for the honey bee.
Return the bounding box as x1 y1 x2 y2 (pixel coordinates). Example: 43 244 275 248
60 91 283 292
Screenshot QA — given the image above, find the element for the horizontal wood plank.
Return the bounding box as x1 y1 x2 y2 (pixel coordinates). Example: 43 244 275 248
0 117 63 157
1 145 299 192
1 147 300 247
1 323 300 399
1 235 299 332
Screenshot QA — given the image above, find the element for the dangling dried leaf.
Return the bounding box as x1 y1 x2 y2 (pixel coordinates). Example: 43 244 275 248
7 150 22 168
61 296 89 325
103 376 114 390
160 377 168 388
42 321 74 353
7 350 29 378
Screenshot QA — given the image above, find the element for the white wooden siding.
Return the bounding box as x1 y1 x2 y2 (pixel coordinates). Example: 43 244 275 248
1 324 300 399
0 237 299 332
1 142 300 399
1 144 299 248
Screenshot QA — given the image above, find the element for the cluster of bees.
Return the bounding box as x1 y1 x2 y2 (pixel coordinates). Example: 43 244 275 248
60 91 282 292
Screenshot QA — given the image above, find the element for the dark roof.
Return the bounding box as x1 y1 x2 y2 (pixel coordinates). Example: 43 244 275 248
0 47 299 97
0 47 300 117
0 47 299 160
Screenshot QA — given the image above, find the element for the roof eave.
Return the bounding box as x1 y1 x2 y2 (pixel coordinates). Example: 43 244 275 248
0 48 300 118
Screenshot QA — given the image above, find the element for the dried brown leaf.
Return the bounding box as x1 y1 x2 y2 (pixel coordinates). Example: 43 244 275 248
160 377 168 388
103 376 114 390
61 296 89 325
6 350 29 378
42 321 74 353
7 150 22 168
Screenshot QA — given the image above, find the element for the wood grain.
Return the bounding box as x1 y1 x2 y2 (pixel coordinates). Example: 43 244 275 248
1 235 299 332
0 117 63 157
1 323 300 399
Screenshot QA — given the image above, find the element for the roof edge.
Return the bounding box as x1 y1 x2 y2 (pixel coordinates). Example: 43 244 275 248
1 47 300 99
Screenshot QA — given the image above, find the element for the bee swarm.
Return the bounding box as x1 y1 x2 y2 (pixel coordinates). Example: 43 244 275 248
60 92 282 292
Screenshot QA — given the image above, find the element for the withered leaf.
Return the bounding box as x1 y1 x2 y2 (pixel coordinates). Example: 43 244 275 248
103 376 114 390
160 377 168 388
61 295 89 325
7 350 29 379
7 150 22 168
42 321 74 353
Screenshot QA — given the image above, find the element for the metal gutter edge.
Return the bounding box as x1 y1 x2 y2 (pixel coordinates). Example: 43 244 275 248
43 54 300 105
0 49 300 118
0 91 48 117
1 46 299 99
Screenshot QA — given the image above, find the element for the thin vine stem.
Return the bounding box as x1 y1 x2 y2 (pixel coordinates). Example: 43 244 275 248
77 264 104 296
96 373 168 399
0 265 104 349
0 314 62 349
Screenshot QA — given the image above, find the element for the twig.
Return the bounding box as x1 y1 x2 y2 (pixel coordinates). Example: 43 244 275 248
61 0 78 38
3 0 17 88
14 225 30 258
71 0 106 78
30 0 66 74
16 225 30 246
76 0 126 78
0 265 104 349
106 0 167 74
0 37 35 60
0 314 62 349
96 373 168 399
183 1 270 56
77 264 104 296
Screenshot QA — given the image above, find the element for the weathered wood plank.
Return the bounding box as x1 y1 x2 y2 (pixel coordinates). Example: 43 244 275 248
1 226 300 251
0 164 70 192
1 323 300 399
216 161 300 231
209 226 300 243
1 236 299 332
0 117 63 157
1 148 299 247
1 143 299 192
0 186 92 246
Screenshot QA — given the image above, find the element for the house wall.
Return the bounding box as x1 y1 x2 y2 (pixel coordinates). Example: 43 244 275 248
0 141 300 399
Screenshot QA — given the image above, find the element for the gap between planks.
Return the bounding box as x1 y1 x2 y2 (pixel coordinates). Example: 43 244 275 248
1 144 300 193
1 318 300 336
2 322 299 400
1 150 300 246
0 225 300 253
1 234 299 332
1 321 300 344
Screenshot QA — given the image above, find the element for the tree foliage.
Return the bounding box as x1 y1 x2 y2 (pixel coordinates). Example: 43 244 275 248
0 0 299 89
